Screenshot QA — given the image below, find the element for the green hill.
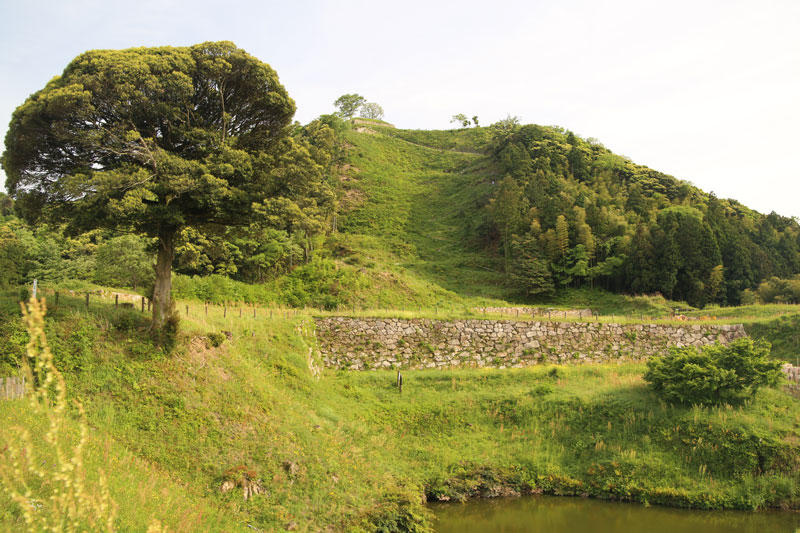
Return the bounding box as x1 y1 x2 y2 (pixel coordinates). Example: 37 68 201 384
4 117 798 315
3 118 800 531
332 121 800 310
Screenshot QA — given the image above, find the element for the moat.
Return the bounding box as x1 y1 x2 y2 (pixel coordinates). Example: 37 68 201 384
432 495 799 532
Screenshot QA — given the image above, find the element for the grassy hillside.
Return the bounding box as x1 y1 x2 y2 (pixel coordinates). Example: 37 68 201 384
2 291 800 531
325 123 685 317
3 123 800 531
336 125 505 299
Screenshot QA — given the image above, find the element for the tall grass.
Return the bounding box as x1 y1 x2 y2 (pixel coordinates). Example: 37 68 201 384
0 297 117 532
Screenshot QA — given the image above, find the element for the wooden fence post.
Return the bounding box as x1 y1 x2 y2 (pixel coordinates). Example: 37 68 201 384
141 297 145 312
115 294 119 308
0 376 27 401
85 293 90 309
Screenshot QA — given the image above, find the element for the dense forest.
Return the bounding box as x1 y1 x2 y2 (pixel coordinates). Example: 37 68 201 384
477 122 800 307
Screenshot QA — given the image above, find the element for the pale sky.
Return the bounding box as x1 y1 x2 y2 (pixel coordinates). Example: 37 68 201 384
1 0 798 217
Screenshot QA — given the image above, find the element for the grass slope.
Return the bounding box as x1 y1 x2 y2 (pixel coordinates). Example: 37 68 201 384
333 124 689 317
2 291 800 531
338 126 507 300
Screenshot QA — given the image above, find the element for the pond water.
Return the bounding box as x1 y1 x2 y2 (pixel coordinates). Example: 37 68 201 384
431 496 799 533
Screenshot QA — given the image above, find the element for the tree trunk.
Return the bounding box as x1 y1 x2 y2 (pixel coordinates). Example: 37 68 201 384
152 229 176 331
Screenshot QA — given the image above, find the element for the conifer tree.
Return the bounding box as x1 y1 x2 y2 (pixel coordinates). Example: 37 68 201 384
2 42 318 332
489 176 529 273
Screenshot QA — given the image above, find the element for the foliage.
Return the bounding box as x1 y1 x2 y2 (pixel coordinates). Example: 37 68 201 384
0 310 26 375
2 41 333 330
0 225 26 288
333 93 366 119
644 338 783 405
509 233 553 296
0 298 117 531
450 114 471 128
488 175 528 273
746 314 800 361
476 123 800 306
171 257 365 309
756 276 800 304
0 192 13 217
207 332 227 347
94 234 154 289
359 102 384 120
355 488 432 532
490 115 520 133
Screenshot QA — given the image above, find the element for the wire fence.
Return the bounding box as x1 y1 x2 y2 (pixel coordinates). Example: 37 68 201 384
4 283 796 328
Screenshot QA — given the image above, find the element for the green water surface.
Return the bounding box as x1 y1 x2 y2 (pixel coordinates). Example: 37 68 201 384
432 496 799 532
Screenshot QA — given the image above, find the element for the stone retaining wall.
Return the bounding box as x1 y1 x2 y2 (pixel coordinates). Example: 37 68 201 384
782 364 800 396
473 307 593 318
315 317 747 370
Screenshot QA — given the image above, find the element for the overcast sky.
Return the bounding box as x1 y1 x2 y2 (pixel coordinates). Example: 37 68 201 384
1 0 798 217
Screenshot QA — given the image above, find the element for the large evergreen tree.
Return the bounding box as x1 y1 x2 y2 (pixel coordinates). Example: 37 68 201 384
2 41 320 331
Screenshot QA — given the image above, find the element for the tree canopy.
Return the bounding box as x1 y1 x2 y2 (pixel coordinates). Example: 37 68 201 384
2 41 333 331
451 114 471 128
472 122 800 306
358 102 384 120
333 94 366 119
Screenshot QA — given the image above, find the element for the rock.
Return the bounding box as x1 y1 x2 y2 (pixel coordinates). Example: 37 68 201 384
282 460 299 476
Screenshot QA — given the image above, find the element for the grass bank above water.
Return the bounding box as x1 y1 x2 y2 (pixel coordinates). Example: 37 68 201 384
1 291 800 531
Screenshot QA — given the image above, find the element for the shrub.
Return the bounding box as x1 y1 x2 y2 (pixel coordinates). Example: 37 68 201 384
207 332 226 348
110 309 149 332
643 338 783 405
756 276 800 304
0 311 27 376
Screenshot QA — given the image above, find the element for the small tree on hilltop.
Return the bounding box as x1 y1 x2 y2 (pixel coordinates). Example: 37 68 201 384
333 93 366 119
359 102 384 121
450 114 471 128
2 41 314 333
